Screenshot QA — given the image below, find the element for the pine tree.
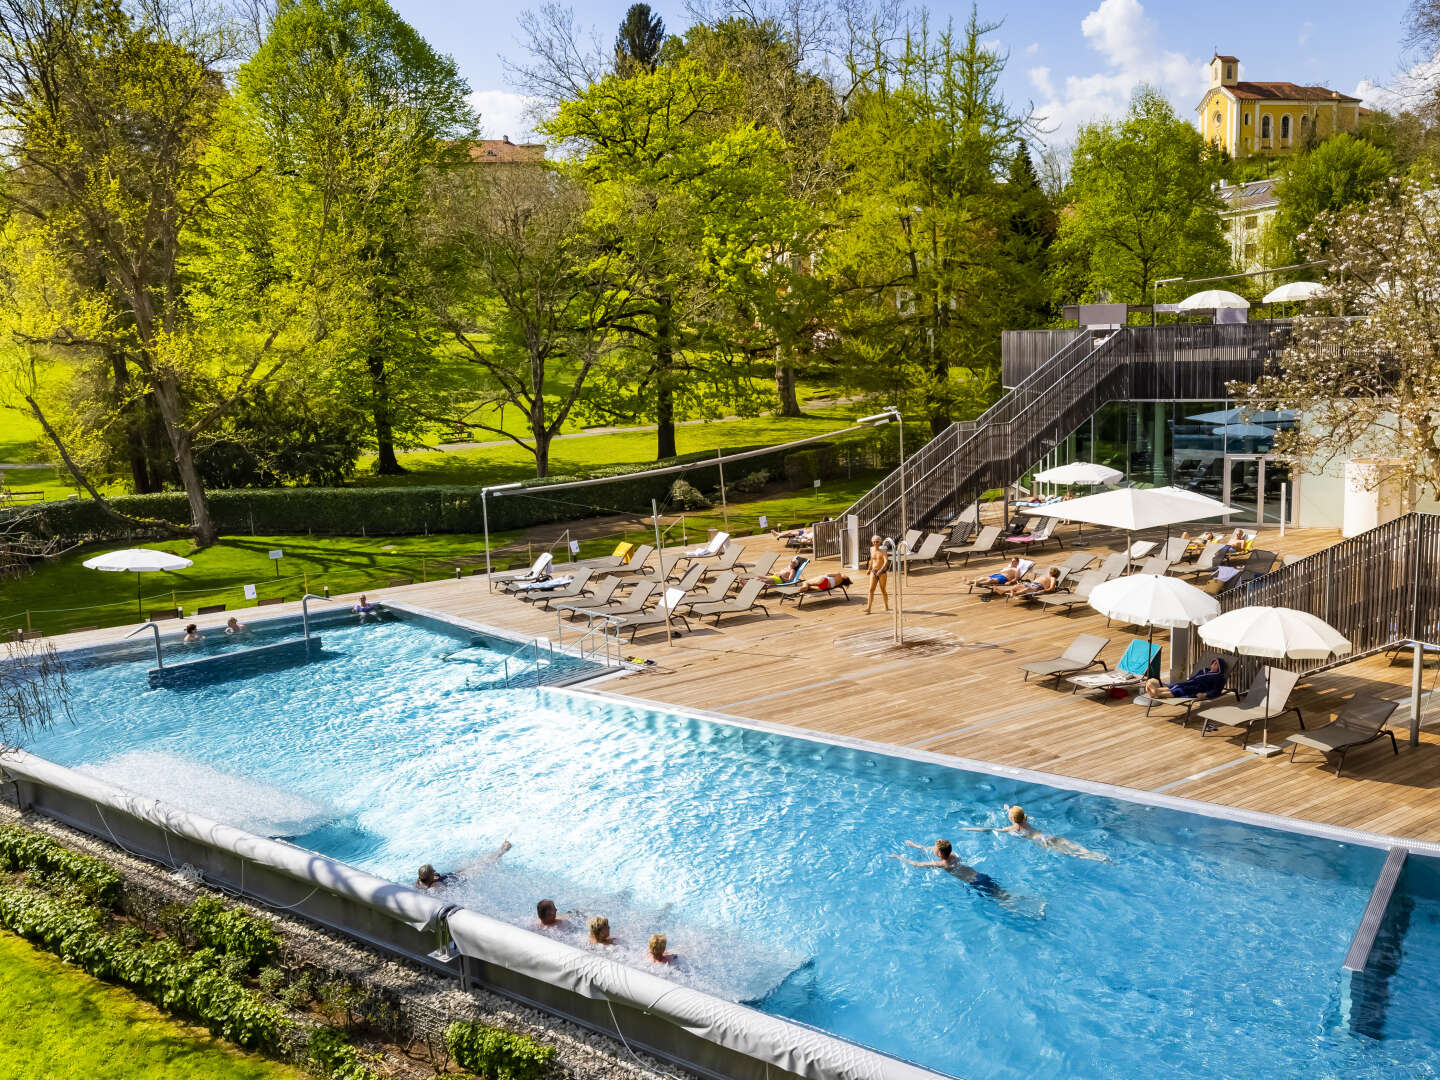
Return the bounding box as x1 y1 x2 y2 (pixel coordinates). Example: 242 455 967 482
615 4 665 75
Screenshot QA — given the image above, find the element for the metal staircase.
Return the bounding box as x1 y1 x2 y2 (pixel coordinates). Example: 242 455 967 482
814 322 1290 557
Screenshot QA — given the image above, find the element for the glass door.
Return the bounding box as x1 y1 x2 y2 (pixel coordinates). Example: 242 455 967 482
1223 456 1262 525
1262 459 1295 525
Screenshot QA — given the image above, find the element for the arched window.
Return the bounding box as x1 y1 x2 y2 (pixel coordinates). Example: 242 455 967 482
1261 115 1272 139
1300 114 1309 134
1281 115 1291 140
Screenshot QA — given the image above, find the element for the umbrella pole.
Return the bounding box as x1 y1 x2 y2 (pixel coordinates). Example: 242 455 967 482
136 573 141 618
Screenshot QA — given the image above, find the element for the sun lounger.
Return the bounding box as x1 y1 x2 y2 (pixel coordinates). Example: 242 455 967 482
895 532 946 571
759 556 808 593
1219 549 1278 590
690 578 770 624
577 542 637 572
1033 569 1106 615
1139 654 1224 717
943 525 1003 567
1194 666 1303 746
1020 633 1109 685
607 545 656 577
1126 540 1158 565
493 552 553 591
947 501 981 545
675 531 730 564
898 529 923 553
1007 566 1073 604
617 587 693 641
556 580 656 619
517 567 595 608
972 559 1034 596
1131 537 1187 571
551 575 624 617
669 562 706 594
1095 553 1129 580
742 552 780 579
1172 541 1224 578
774 574 851 607
677 571 737 610
1058 551 1096 579
1131 556 1173 578
1005 515 1061 552
698 543 745 576
1284 695 1400 776
1066 638 1161 695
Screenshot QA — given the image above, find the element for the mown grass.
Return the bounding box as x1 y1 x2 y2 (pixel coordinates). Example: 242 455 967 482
0 929 304 1080
0 476 879 636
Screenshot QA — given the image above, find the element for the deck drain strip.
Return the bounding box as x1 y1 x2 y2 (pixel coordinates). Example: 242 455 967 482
1150 755 1252 794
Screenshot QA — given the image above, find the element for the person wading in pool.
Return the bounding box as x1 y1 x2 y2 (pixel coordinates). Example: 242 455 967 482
415 840 511 889
889 838 1011 903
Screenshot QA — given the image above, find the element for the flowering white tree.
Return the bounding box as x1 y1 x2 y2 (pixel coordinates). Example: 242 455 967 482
1232 176 1440 497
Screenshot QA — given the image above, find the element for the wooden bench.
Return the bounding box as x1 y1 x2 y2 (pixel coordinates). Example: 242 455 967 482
0 490 45 503
147 609 182 622
196 603 226 615
256 597 284 607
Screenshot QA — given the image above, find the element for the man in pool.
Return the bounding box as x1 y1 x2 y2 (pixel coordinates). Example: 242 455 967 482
182 624 204 645
890 839 1011 902
536 899 565 928
224 616 250 637
415 841 512 890
965 805 1109 861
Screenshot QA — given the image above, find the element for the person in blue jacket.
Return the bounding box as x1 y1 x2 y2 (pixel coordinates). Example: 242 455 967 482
1143 656 1228 702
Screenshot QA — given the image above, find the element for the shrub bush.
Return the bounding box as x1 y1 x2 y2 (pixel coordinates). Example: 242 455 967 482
308 1025 381 1080
0 883 284 1049
782 445 839 487
0 824 122 907
730 468 771 494
445 1021 555 1080
185 895 281 972
0 441 842 545
667 478 711 510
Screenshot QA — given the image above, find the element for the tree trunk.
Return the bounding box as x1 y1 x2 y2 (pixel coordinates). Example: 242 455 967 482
530 396 550 478
774 346 802 417
110 349 155 493
654 299 677 460
368 354 406 475
151 376 217 547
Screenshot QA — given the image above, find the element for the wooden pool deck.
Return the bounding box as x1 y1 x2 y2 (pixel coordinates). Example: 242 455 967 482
56 522 1440 845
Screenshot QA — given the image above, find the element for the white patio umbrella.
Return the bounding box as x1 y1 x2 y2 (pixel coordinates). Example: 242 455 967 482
1176 289 1250 312
1213 422 1277 439
1143 487 1239 515
1262 280 1324 304
83 547 194 616
1088 574 1219 645
1197 606 1352 661
1024 486 1233 562
1032 461 1123 486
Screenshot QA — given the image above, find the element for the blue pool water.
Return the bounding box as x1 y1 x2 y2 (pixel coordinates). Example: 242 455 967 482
23 616 1440 1080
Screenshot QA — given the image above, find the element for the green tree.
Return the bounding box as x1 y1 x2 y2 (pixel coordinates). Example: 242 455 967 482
1053 87 1231 305
239 0 475 475
545 58 796 460
826 12 1038 435
615 3 665 74
1273 134 1394 255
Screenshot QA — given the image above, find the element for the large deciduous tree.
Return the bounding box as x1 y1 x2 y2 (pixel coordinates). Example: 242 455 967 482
239 0 474 475
1232 177 1440 495
1052 87 1230 305
1273 134 1395 255
826 13 1042 435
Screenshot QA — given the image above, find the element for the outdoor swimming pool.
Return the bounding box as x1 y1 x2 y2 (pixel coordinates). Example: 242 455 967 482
21 614 1440 1080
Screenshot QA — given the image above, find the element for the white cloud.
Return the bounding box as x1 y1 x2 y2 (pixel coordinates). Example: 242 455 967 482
1025 41 1041 57
1031 0 1207 147
1355 54 1440 113
471 90 542 143
1298 20 1314 48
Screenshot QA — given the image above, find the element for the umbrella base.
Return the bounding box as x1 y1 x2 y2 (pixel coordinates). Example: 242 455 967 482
1244 742 1284 757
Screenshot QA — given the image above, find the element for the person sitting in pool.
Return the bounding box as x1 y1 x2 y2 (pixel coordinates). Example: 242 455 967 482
588 915 617 946
647 933 674 964
972 557 1022 589
416 863 457 889
1142 656 1228 702
416 841 511 891
794 572 851 594
224 616 250 637
966 805 1108 861
353 594 375 621
993 565 1060 599
182 623 204 645
536 899 565 928
889 839 1011 902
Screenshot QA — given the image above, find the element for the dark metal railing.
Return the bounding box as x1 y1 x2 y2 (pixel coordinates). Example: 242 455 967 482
814 322 1291 557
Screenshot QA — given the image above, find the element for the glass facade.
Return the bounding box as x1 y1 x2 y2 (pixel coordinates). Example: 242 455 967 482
1054 401 1298 523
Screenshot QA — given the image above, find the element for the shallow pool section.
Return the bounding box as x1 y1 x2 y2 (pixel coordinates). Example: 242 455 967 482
24 618 1440 1080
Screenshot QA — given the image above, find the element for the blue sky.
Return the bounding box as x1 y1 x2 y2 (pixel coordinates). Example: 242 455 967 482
391 0 1418 146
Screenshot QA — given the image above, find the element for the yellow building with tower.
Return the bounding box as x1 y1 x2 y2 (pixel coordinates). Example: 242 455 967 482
1197 54 1363 158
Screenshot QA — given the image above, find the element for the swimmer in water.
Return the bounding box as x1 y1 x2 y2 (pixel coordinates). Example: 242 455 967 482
588 915 616 946
415 863 456 889
889 838 1011 902
182 623 204 645
536 899 564 928
647 933 674 964
353 594 375 621
415 841 512 890
966 805 1109 861
224 616 250 637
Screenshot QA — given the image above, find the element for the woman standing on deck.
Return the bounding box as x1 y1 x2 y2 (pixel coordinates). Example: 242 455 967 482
865 535 890 614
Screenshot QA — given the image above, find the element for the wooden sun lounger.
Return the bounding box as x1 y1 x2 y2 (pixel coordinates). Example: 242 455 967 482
1194 666 1303 746
517 567 596 608
607 545 657 577
943 525 1003 567
1033 569 1105 615
773 576 851 607
895 532 946 571
555 580 656 619
1019 633 1109 685
551 576 623 617
1284 695 1400 777
689 579 770 625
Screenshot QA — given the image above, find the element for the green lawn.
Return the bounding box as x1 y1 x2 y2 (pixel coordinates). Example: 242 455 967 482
0 930 303 1080
1 476 879 637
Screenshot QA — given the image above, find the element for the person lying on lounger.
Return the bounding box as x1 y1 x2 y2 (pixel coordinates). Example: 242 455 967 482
965 805 1108 861
753 555 806 585
994 566 1060 599
771 527 813 542
889 839 1011 902
794 572 851 593
1142 656 1228 702
972 558 1022 589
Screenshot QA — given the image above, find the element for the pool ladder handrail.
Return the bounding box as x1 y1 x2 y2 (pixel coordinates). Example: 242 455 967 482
554 609 624 668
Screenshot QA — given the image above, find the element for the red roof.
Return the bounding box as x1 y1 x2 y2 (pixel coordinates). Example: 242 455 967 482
1226 81 1360 103
469 139 546 164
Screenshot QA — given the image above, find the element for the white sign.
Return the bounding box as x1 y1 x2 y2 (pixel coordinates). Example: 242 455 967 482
758 515 767 528
243 584 257 600
569 539 580 555
268 549 283 560
813 478 822 489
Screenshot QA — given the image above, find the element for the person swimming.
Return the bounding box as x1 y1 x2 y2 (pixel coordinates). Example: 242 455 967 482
224 616 250 637
647 933 674 964
588 915 616 946
536 899 564 928
966 805 1109 861
415 841 512 890
889 838 1011 902
181 623 204 645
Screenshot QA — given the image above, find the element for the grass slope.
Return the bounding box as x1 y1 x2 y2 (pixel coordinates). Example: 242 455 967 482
0 930 302 1080
0 476 878 636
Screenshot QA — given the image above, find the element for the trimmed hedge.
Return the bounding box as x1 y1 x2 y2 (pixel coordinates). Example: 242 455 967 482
1 441 838 545
0 823 123 906
445 1020 555 1080
185 894 281 973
